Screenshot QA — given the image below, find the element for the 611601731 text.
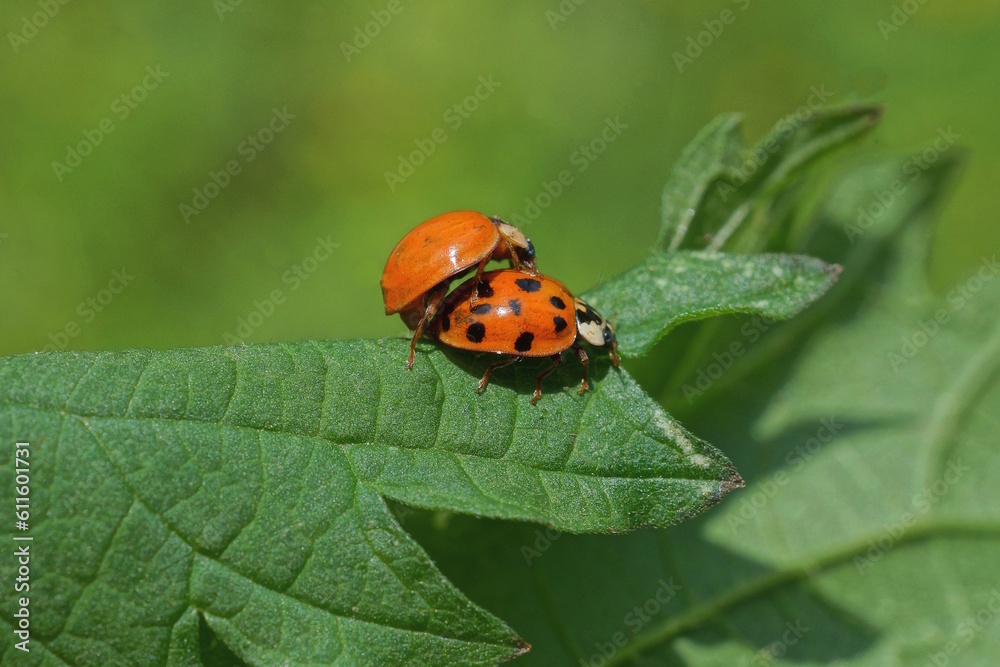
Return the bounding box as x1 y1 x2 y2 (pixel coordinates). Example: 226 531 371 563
13 441 32 652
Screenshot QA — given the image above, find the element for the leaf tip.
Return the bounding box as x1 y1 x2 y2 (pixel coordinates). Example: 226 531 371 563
503 638 532 662
716 467 746 501
864 103 886 125
824 101 884 128
696 466 746 516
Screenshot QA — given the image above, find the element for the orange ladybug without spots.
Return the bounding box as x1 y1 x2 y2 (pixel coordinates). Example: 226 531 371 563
431 269 620 404
381 211 537 368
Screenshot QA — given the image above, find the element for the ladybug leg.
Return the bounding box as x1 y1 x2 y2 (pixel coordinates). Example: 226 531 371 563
477 356 521 394
406 283 449 369
505 240 537 274
572 343 590 395
468 258 489 308
506 241 524 271
531 353 564 405
513 244 540 275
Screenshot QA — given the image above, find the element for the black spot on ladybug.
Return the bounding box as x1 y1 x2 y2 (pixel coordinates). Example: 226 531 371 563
441 314 451 332
466 322 486 343
514 332 534 352
602 325 614 345
476 280 494 298
549 296 566 310
554 316 568 333
515 278 541 293
508 298 522 316
471 303 491 315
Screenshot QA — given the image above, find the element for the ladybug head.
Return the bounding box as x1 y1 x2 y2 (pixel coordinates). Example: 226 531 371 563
523 238 536 264
491 217 537 271
573 298 620 367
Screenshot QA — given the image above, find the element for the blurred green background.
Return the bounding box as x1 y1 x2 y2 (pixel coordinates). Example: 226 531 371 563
1 1 998 357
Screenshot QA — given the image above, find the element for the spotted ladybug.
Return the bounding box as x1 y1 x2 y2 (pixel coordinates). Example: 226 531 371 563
431 269 620 404
381 211 537 368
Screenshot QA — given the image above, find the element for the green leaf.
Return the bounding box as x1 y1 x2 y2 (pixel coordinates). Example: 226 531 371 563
653 148 962 407
656 114 745 252
584 251 840 356
658 104 883 253
0 344 529 666
0 334 743 664
628 222 1000 666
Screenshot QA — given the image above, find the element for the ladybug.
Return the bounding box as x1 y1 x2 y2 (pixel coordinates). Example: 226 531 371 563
431 269 620 404
381 211 537 368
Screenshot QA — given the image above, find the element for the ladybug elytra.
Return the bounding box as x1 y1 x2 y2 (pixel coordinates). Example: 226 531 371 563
431 269 620 404
381 211 537 368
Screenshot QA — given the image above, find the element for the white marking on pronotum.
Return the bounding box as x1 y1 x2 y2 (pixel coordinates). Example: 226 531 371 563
577 320 605 346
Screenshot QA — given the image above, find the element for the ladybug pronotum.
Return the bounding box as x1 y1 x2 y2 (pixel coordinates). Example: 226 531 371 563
431 269 620 404
381 211 537 368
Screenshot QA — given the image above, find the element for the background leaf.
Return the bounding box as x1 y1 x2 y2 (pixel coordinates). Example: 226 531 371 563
658 105 883 254
637 144 962 406
585 251 839 356
656 114 744 252
633 191 1000 666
